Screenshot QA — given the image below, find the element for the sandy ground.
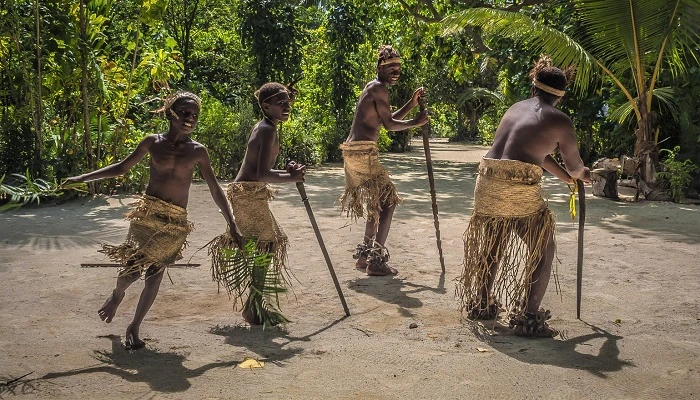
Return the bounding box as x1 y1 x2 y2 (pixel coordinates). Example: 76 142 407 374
1 140 699 399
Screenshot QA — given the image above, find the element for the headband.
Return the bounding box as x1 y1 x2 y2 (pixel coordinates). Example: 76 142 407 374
533 79 566 97
256 89 290 104
152 91 202 113
379 56 401 66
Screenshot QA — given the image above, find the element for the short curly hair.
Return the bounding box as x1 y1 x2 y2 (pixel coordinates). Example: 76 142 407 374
254 82 289 105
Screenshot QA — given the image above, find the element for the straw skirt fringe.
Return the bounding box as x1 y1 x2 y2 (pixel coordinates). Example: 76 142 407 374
100 194 193 276
209 182 289 283
339 140 401 222
458 158 556 315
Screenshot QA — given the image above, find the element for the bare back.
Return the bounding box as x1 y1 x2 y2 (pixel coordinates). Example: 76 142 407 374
486 97 582 171
145 134 207 208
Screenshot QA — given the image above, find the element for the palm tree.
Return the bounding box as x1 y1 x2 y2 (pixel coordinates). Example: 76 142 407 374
442 0 700 199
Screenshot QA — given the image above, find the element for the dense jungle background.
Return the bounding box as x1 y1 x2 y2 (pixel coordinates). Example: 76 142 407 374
1 0 698 199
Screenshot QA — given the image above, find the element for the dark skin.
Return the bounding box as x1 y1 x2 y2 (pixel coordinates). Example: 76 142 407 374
66 98 242 350
234 90 303 325
482 90 591 335
236 91 305 183
346 60 429 275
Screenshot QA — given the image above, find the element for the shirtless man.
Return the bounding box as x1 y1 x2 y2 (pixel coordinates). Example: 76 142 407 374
458 57 591 337
209 82 304 326
340 45 429 276
66 91 241 349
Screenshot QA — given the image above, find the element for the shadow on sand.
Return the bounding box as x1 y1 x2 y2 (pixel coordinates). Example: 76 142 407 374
209 316 348 365
38 335 238 393
347 273 446 318
469 321 633 378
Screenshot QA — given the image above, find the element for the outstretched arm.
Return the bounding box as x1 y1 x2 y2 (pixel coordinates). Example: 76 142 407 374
65 136 153 183
374 86 428 132
197 146 243 246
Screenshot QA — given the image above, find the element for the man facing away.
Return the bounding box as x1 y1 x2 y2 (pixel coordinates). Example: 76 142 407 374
458 56 591 337
340 45 429 276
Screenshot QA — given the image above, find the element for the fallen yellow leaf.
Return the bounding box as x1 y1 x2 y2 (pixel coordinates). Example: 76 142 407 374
238 357 264 369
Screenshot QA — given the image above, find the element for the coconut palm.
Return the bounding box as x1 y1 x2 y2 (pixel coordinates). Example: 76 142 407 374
442 0 700 199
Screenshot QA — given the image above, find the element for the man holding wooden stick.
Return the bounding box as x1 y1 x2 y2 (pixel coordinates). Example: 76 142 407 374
340 45 428 276
458 56 590 337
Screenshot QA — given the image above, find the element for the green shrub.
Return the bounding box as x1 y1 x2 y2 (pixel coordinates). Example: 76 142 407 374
657 146 699 202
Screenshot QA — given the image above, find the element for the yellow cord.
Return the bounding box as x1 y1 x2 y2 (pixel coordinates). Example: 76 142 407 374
568 178 578 221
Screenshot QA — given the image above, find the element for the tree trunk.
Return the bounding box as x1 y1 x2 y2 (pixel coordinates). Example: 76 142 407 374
633 96 668 200
79 0 94 193
32 0 43 176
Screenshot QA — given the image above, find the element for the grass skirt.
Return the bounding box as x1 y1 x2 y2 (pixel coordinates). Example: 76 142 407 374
100 194 193 276
458 158 556 316
209 182 289 284
339 140 401 222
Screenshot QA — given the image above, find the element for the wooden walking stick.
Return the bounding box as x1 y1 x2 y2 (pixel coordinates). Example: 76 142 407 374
576 179 586 319
418 97 445 274
296 182 351 317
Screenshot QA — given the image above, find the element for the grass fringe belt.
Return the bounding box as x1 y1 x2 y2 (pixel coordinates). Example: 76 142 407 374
101 194 193 276
209 181 289 284
339 141 401 222
458 158 557 316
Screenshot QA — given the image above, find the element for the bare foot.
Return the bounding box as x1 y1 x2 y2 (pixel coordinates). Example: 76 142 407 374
98 290 125 323
124 324 145 350
366 263 398 276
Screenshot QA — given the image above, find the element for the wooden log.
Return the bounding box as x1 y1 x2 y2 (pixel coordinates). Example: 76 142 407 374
591 168 619 199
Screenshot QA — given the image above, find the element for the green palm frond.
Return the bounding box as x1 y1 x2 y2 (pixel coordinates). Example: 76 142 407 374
214 239 289 329
442 8 599 93
608 87 680 126
441 0 700 116
0 171 87 211
457 86 505 107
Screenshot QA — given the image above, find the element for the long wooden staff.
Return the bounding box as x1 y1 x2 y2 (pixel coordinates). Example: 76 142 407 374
576 179 586 319
296 182 350 317
418 97 445 273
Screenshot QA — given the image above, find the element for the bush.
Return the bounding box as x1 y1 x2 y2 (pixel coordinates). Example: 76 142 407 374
657 146 699 202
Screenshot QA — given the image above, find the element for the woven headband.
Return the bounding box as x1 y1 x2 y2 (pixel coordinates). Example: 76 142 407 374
257 89 290 104
379 56 401 66
152 92 202 113
533 79 566 97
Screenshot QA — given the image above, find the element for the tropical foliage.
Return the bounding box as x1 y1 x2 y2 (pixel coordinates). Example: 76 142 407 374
1 0 699 203
442 0 700 199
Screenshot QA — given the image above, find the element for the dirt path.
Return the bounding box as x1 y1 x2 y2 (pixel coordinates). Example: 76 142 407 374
1 140 699 399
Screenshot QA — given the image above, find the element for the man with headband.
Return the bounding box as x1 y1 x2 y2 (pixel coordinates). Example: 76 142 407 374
66 91 242 350
209 82 305 326
457 56 590 337
340 45 428 276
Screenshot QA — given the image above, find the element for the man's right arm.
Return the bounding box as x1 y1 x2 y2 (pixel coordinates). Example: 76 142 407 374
253 128 304 183
556 117 591 182
65 136 153 183
372 85 428 132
